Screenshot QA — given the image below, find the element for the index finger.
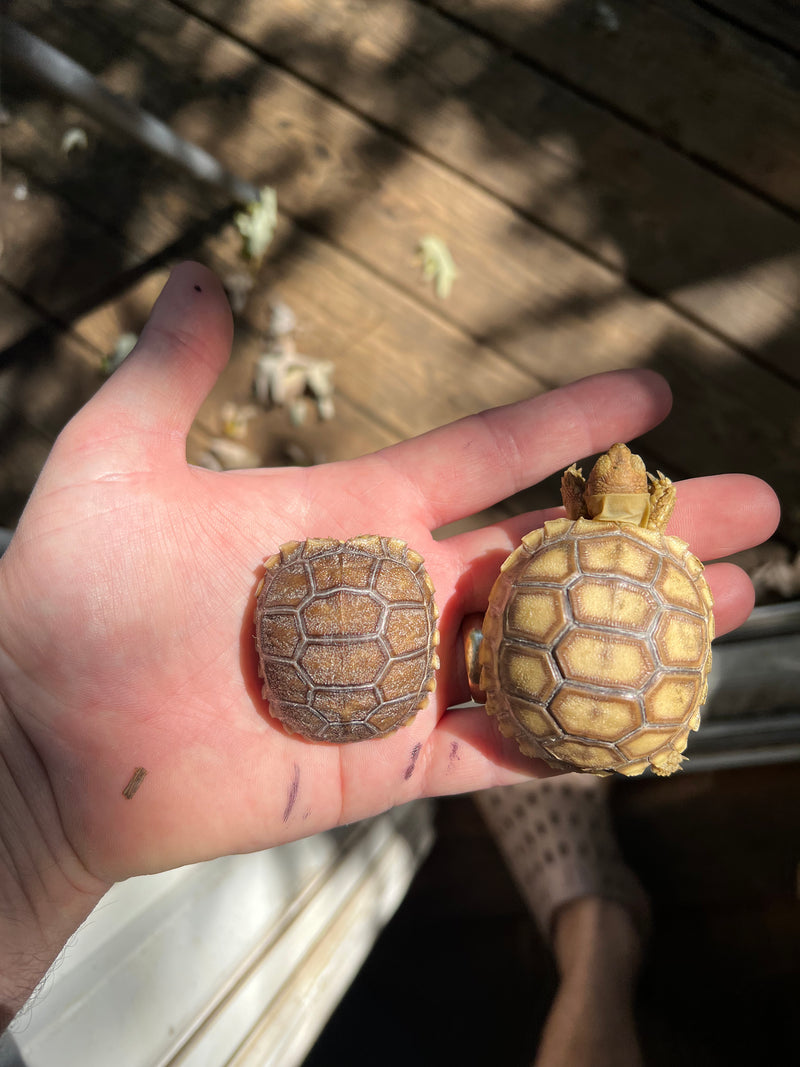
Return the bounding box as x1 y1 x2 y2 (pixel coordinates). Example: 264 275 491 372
373 369 673 529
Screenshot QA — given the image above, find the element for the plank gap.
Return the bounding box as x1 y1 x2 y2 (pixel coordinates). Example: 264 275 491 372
688 0 800 58
422 0 800 223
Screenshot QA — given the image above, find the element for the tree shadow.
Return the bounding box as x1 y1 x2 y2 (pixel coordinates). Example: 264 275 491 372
2 0 798 547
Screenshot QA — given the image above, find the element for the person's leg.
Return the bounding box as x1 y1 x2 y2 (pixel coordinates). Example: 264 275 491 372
534 896 644 1067
475 775 649 1067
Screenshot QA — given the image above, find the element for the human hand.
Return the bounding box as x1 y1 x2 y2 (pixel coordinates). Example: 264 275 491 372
0 264 779 892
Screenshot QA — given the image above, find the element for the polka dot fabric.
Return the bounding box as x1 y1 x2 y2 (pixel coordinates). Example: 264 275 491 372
474 775 649 942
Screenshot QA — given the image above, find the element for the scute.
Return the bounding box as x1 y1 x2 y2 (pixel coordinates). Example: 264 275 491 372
654 559 705 614
507 696 561 739
506 588 568 645
542 737 624 773
312 688 379 717
480 519 713 777
384 605 430 656
568 577 658 632
551 686 642 743
499 644 560 702
555 629 654 690
653 611 708 668
258 613 301 658
261 660 308 705
277 703 327 740
300 640 387 687
617 726 677 760
518 541 577 583
302 590 382 637
374 558 424 601
368 699 420 734
577 534 660 584
644 672 702 724
379 656 429 699
255 537 439 742
259 562 309 607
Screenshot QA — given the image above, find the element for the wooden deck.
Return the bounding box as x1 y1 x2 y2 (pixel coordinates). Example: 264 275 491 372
2 1 799 1063
3 0 800 542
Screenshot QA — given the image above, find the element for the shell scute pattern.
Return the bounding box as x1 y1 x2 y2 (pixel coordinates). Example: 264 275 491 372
255 536 439 742
480 518 713 776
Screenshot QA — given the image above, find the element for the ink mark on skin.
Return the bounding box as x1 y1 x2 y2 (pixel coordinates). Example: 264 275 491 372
404 743 422 781
283 763 301 822
449 742 460 762
122 767 148 799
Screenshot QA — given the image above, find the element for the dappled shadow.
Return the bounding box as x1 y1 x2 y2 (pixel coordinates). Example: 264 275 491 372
2 0 799 547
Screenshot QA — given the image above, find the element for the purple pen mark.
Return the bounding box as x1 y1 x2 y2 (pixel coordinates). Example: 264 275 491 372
404 743 422 781
283 763 301 822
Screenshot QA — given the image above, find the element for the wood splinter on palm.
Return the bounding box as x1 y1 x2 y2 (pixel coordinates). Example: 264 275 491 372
473 444 714 777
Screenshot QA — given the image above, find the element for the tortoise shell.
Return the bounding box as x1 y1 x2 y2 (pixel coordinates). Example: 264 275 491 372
255 536 439 742
480 517 714 777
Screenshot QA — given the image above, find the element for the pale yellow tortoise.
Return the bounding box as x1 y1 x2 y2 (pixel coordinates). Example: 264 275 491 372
255 536 439 742
478 444 714 777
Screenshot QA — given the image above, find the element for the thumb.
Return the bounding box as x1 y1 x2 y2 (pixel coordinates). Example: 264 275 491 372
55 262 233 476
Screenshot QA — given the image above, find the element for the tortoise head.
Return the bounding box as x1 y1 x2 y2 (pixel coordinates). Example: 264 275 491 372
585 443 651 525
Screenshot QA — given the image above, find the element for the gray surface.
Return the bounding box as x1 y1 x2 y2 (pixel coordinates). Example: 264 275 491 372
0 1032 26 1067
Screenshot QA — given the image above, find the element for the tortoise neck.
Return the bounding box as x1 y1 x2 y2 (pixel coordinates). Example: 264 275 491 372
585 493 650 527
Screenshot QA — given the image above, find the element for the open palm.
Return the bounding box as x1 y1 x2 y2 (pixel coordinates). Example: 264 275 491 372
0 264 779 884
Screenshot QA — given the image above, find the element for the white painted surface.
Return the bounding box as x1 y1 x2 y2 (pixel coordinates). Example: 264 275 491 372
10 802 434 1067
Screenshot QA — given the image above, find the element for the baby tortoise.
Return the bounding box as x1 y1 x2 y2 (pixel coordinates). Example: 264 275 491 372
255 536 439 742
478 444 714 777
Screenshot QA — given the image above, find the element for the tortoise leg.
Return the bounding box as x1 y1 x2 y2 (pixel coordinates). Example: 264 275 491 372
647 473 676 530
561 465 589 519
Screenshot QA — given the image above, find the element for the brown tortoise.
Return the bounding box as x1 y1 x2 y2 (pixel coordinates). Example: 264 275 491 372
255 536 439 742
478 444 714 776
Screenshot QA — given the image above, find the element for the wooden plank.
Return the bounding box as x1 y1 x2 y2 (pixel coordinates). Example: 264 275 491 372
0 133 400 480
6 0 800 544
0 281 103 441
426 0 800 214
0 421 52 528
0 282 41 351
0 261 410 509
700 0 800 53
71 229 540 470
2 15 543 434
181 0 800 384
0 282 103 526
68 264 405 472
0 87 542 469
0 155 143 319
